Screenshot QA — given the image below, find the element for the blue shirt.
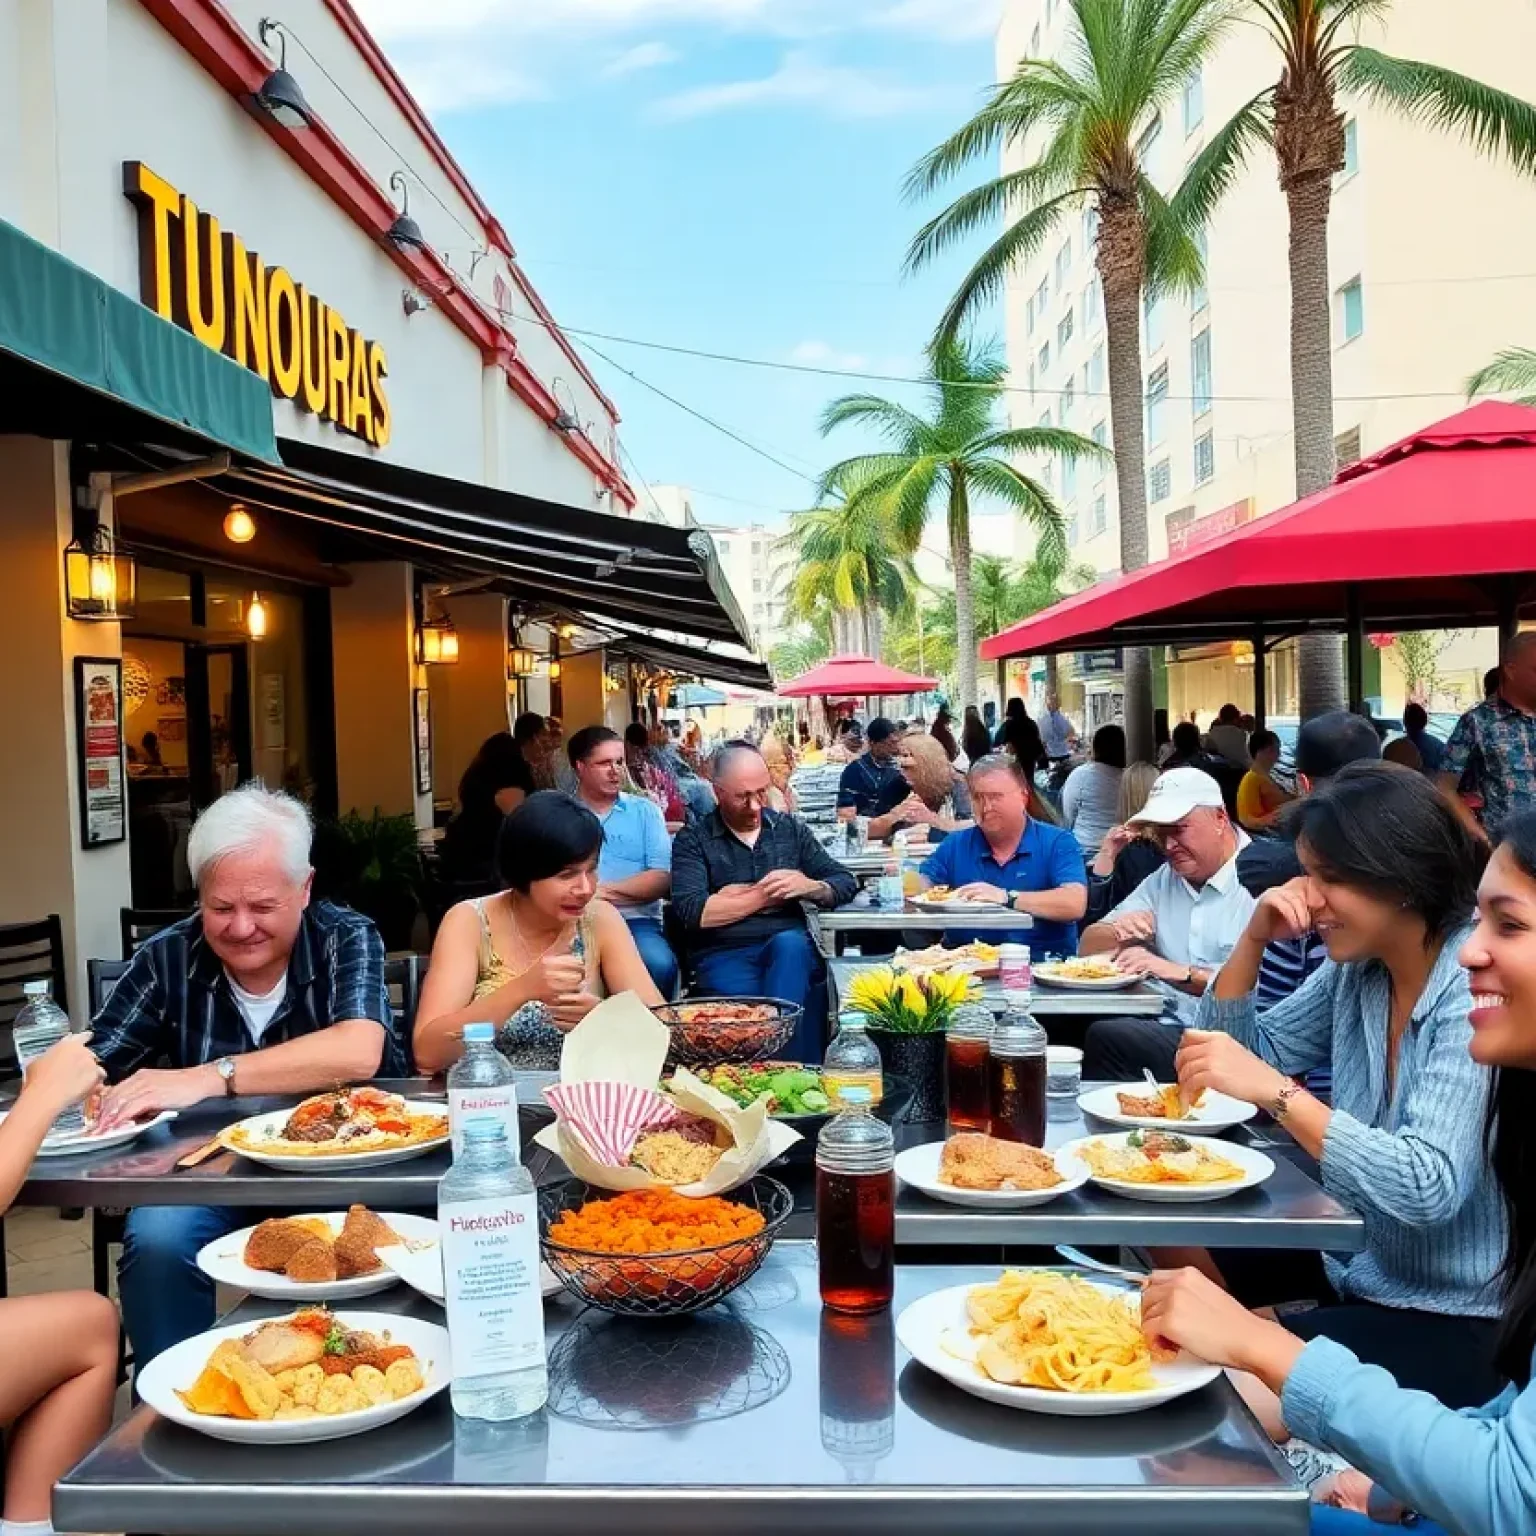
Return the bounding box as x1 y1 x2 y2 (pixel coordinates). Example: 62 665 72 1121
590 792 672 923
837 753 909 817
918 821 1087 953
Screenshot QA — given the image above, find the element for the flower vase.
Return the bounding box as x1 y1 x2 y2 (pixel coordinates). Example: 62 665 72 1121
868 1028 946 1124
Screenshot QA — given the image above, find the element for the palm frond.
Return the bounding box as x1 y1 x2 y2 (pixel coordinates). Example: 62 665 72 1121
1340 48 1536 177
1141 175 1204 298
817 394 930 446
815 452 915 505
898 165 1075 271
1166 89 1274 237
1467 346 1536 405
963 458 1069 571
970 424 1111 464
1316 0 1393 60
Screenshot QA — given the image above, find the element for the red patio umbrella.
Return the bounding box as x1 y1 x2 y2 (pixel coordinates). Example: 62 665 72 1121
776 653 939 697
981 400 1536 659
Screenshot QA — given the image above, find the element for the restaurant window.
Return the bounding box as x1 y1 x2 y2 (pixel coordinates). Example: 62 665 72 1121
1335 425 1363 466
1191 328 1213 416
1146 361 1170 447
1058 309 1074 351
1149 459 1172 502
1338 277 1364 342
1194 430 1215 485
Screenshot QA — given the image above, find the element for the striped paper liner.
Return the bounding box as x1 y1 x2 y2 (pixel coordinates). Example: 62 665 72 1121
543 1080 686 1167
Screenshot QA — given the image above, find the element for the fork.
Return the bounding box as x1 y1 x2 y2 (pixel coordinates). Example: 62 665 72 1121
1054 1244 1148 1284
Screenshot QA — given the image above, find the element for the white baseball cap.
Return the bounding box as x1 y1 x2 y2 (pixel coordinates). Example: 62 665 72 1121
1128 767 1226 826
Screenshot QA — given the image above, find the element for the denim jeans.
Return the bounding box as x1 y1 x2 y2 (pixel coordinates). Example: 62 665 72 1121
693 926 828 1061
119 1204 244 1369
624 915 680 999
1310 1505 1447 1535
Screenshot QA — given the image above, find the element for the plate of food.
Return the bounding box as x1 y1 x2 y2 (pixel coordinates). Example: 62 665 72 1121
1059 1131 1275 1203
679 1063 830 1118
1034 958 1142 991
895 1134 1090 1209
893 942 1001 978
196 1207 437 1300
137 1306 447 1443
911 887 1010 913
896 1270 1220 1416
219 1089 449 1170
0 1108 179 1158
1077 1082 1258 1135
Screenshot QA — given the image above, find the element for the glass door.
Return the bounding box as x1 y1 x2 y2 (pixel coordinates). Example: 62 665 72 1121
185 643 252 812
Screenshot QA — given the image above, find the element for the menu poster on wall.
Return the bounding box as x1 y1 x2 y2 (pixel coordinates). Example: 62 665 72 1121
414 688 432 796
75 657 127 848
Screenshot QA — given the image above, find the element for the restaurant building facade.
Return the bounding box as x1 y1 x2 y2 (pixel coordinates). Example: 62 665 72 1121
0 0 758 1011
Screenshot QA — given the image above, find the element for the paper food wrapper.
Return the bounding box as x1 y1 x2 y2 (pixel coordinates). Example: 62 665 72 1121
532 991 801 1196
542 1080 685 1167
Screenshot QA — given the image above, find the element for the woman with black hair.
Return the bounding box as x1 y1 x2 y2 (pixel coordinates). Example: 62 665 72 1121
414 791 663 1071
1142 807 1536 1535
1174 764 1501 1409
960 706 992 767
438 718 544 881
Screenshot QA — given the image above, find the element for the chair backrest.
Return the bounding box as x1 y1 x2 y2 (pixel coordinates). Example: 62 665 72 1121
383 953 424 1073
87 958 132 1018
120 907 189 959
0 916 68 1075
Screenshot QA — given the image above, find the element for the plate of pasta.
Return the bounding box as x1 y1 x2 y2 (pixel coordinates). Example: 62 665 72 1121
1033 958 1142 991
1059 1131 1275 1202
896 1270 1220 1416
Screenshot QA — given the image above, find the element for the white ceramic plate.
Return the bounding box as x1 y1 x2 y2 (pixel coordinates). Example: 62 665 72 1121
1033 964 1142 991
911 898 1010 914
1058 1133 1275 1203
137 1310 450 1444
894 1141 1090 1209
196 1212 438 1301
0 1109 179 1158
219 1102 449 1170
896 1281 1220 1416
374 1240 564 1305
1076 1083 1258 1135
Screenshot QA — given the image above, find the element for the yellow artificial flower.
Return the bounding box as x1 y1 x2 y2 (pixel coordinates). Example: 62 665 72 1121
896 974 928 1018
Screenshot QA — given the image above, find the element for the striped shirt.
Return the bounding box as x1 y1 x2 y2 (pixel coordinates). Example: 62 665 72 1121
1200 923 1504 1318
90 901 404 1080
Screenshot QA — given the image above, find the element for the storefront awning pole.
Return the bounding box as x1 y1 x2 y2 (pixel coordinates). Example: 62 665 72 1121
1346 586 1365 714
1252 621 1267 730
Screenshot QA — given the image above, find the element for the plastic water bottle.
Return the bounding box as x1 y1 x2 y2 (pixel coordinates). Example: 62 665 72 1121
439 1120 547 1420
823 1010 884 1109
448 1023 520 1161
816 1086 895 1313
877 848 903 911
13 980 84 1138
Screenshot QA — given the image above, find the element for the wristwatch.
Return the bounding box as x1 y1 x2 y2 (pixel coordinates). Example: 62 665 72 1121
1008 890 1026 911
214 1056 238 1097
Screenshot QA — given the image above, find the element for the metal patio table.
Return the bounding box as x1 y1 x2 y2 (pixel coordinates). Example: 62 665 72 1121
828 958 1166 1019
55 1245 1307 1536
816 900 1036 939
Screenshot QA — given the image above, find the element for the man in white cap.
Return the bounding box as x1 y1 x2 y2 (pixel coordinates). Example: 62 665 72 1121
1078 767 1256 1081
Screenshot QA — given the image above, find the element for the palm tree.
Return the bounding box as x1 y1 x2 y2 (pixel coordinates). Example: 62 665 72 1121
817 335 1104 711
776 495 915 659
1175 0 1536 715
905 0 1232 757
769 628 832 682
1469 347 1536 405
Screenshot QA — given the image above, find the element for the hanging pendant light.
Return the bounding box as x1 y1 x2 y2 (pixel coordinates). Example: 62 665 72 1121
253 20 316 130
386 171 429 253
246 592 268 640
223 504 257 544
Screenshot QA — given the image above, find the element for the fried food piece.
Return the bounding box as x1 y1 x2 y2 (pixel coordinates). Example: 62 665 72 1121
938 1133 1063 1192
315 1374 368 1416
290 1363 325 1408
176 1341 283 1420
351 1364 391 1406
243 1217 330 1274
319 1342 414 1376
241 1321 327 1375
283 1238 339 1284
384 1357 424 1398
1116 1092 1167 1118
333 1205 398 1278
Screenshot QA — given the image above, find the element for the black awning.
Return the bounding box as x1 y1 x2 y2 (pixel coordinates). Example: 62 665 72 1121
606 635 772 692
202 438 753 646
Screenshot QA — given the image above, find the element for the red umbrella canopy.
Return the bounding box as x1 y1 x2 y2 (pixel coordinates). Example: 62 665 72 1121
776 653 939 697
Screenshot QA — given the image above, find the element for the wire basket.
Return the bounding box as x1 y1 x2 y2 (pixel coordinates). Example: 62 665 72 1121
655 997 801 1067
538 1176 793 1317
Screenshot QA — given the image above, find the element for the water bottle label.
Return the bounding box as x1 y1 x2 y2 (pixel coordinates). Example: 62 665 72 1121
441 1192 544 1381
449 1086 521 1161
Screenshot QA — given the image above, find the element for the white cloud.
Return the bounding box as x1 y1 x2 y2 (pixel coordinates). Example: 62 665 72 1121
602 41 681 78
873 0 1004 42
790 339 870 371
386 53 546 114
653 50 953 120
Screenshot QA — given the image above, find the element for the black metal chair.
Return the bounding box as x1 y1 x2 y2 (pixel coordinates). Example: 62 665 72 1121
119 907 188 959
384 953 422 1072
0 915 68 1080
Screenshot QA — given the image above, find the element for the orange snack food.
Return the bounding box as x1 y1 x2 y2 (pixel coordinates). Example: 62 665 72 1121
547 1188 764 1255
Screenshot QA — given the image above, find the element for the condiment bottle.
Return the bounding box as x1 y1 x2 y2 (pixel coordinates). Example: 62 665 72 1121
816 1086 895 1314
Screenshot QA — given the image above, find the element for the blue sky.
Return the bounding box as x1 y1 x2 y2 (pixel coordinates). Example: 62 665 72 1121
354 0 1003 530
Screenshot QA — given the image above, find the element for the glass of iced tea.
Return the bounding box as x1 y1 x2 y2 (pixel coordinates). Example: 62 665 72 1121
945 1003 994 1135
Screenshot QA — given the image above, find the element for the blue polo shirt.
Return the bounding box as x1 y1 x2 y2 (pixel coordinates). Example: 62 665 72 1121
919 820 1087 954
589 792 671 923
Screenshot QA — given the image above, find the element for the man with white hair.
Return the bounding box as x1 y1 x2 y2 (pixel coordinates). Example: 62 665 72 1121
90 784 399 1369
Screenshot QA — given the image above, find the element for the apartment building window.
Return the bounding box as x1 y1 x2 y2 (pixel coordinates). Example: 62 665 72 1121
1149 459 1172 502
1091 419 1108 448
1028 361 1036 399
1091 494 1107 536
1066 513 1079 548
1192 227 1209 315
1083 206 1099 250
1335 425 1363 467
1026 292 1036 335
1341 118 1359 177
1143 292 1166 354
1146 361 1170 448
1085 276 1102 328
1191 328 1213 416
1338 277 1364 342
1031 22 1041 54
1038 410 1052 431
1058 309 1075 350
1055 238 1072 290
1039 341 1051 374
1063 456 1078 501
1183 69 1204 134
1036 276 1050 316
1194 430 1215 486
1061 378 1075 419
1088 344 1106 394
1136 116 1163 184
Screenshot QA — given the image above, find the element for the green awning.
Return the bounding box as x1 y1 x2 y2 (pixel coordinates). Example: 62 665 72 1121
0 216 279 463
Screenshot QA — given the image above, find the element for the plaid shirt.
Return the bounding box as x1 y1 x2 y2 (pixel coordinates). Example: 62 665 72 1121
90 901 403 1081
1443 696 1536 834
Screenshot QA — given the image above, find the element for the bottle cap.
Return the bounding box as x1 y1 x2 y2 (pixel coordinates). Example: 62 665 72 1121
462 1022 495 1044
